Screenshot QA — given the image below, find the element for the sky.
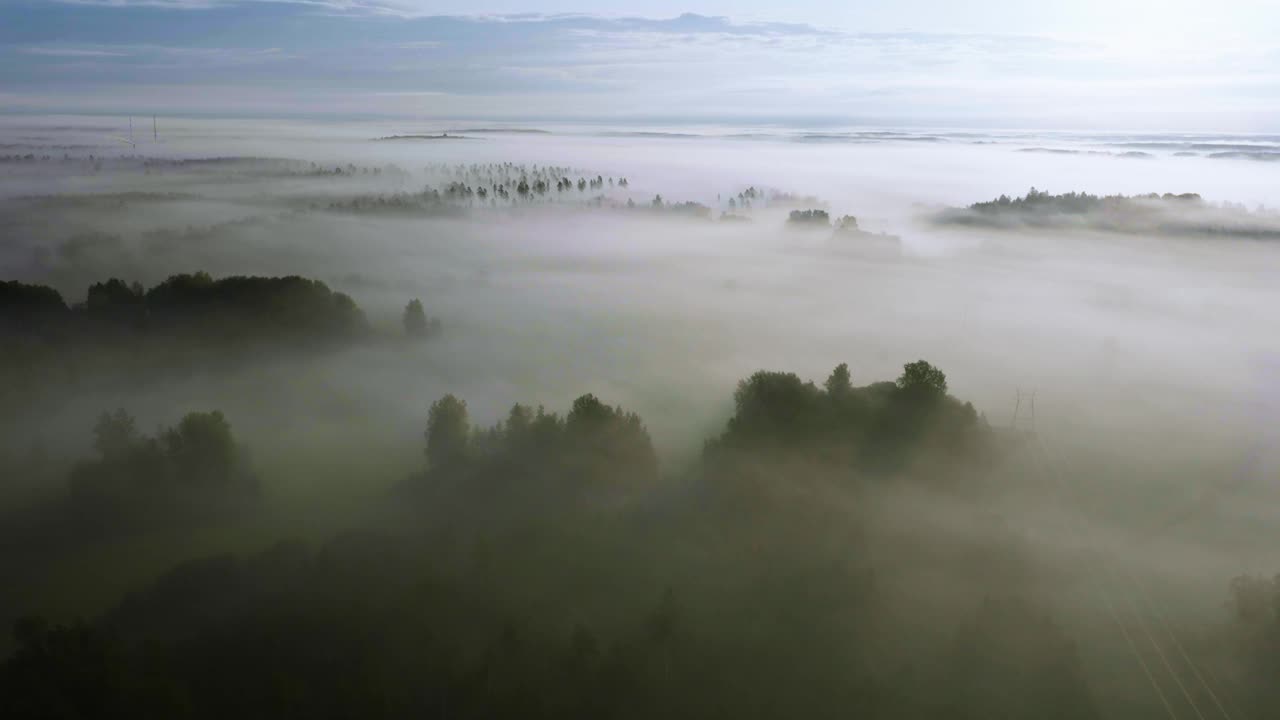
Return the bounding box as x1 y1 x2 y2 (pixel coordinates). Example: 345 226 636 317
2 0 1278 130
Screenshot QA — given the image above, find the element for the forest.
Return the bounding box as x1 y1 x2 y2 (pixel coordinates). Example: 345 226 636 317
0 358 1101 720
934 187 1280 238
2 120 1278 720
1 347 1275 719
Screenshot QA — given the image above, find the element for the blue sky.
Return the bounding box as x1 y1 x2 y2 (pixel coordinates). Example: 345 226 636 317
2 0 1278 129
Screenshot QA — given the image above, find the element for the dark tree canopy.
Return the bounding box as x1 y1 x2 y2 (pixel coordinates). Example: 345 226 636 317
0 280 68 334
825 362 852 397
426 394 471 470
144 273 366 341
161 410 238 486
897 359 948 395
967 187 1201 215
402 298 441 339
835 215 860 231
403 298 428 337
68 408 258 529
411 392 659 522
708 361 988 480
92 408 138 459
926 187 1279 239
726 371 824 445
787 209 830 226
1 273 369 348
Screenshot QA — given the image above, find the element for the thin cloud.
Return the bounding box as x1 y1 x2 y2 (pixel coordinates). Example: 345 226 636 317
53 0 414 11
11 4 1280 126
370 89 449 96
21 47 133 57
391 41 442 49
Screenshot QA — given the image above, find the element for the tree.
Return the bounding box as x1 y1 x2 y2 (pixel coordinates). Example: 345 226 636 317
403 298 428 338
71 408 257 525
787 209 829 226
566 394 612 432
897 360 947 395
725 371 822 446
1229 574 1277 624
505 403 532 439
565 394 659 485
162 410 237 485
825 363 852 397
0 617 139 718
93 409 138 459
426 395 470 470
86 278 143 311
1 280 68 334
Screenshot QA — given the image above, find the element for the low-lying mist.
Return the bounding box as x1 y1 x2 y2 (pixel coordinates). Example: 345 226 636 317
2 116 1279 719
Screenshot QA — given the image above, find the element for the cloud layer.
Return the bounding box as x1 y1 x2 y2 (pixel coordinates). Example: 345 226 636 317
2 1 1278 129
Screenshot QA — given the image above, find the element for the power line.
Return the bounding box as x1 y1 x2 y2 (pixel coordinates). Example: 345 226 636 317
1034 414 1242 720
1129 572 1238 720
1101 589 1182 720
1022 431 1181 719
1122 587 1208 720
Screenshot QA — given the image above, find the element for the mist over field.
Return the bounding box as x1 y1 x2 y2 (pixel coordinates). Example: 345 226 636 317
3 110 1280 718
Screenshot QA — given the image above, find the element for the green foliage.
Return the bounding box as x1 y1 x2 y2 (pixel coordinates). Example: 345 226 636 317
86 278 145 325
68 409 258 529
967 187 1202 215
93 408 139 459
928 187 1270 238
1 273 369 348
897 359 948 395
725 371 824 446
0 274 375 416
1227 574 1280 714
708 360 988 480
401 298 439 339
426 395 471 470
0 280 68 335
0 522 1099 720
0 617 151 719
145 273 366 341
1229 574 1279 625
161 411 238 486
564 394 659 486
0 363 1104 720
825 362 852 396
0 280 66 314
413 392 658 520
945 597 1100 719
787 209 830 226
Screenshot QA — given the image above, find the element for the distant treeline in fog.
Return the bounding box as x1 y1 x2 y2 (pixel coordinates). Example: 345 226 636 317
935 187 1280 239
2 273 366 341
0 273 439 421
0 155 826 223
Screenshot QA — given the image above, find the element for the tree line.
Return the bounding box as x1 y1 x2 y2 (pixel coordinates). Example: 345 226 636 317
2 358 1111 720
1 273 367 345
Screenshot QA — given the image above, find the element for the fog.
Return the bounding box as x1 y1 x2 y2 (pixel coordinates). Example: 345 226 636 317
3 115 1280 718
